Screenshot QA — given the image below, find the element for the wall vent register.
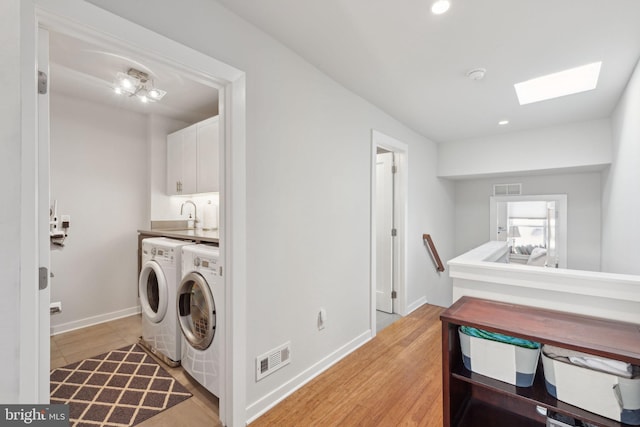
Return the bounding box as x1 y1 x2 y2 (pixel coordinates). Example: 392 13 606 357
493 183 522 196
256 342 291 381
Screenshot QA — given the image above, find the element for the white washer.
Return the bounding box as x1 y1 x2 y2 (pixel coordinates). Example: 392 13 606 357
139 237 193 365
178 244 224 399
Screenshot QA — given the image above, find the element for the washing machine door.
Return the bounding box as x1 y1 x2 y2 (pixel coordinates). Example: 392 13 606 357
139 260 168 323
177 272 216 350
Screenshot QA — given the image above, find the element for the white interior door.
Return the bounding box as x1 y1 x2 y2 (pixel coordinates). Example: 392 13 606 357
38 27 51 402
375 152 394 313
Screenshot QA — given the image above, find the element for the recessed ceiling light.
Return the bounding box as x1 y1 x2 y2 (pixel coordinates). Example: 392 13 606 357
514 61 602 105
498 120 509 126
431 0 451 15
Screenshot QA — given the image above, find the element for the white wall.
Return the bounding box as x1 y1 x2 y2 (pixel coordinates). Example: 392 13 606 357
85 0 455 420
455 172 602 271
602 59 640 275
0 0 22 403
49 93 148 332
407 138 456 307
438 119 612 178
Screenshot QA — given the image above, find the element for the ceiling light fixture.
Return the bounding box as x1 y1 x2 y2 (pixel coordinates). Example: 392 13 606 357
498 120 509 126
431 0 451 15
514 61 602 105
113 68 166 103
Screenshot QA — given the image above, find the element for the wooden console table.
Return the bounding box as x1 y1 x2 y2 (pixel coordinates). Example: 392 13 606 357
440 296 640 427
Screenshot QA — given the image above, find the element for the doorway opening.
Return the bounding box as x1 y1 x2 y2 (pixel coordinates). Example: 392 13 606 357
45 27 221 330
370 131 408 335
27 3 247 424
489 194 567 268
45 25 224 419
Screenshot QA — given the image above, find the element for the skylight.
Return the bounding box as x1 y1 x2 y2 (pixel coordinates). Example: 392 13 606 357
514 62 602 105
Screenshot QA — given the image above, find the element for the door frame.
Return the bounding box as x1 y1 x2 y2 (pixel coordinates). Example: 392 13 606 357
20 1 247 424
370 130 408 336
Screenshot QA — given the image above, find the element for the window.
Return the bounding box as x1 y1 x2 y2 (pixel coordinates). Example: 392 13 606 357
509 218 546 255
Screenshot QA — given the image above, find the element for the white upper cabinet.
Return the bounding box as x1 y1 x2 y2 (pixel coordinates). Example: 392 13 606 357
167 116 219 195
166 131 183 195
196 117 220 193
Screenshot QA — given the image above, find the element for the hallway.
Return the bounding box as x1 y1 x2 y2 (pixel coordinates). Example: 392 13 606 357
252 304 444 426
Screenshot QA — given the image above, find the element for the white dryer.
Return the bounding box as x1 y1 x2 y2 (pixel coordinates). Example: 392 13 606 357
139 237 193 365
178 244 224 400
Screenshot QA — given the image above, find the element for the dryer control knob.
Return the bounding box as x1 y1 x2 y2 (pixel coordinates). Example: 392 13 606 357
194 256 201 267
151 247 157 256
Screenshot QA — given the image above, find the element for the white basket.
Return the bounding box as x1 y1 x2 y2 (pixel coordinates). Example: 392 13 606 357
542 352 640 424
459 328 540 387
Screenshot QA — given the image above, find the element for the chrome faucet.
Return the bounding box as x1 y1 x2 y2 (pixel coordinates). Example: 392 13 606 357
180 200 198 226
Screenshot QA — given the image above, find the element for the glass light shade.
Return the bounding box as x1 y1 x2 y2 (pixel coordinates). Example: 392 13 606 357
147 88 166 101
116 72 138 94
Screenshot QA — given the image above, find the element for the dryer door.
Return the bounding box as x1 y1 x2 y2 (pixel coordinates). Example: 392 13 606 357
177 272 216 350
139 260 168 323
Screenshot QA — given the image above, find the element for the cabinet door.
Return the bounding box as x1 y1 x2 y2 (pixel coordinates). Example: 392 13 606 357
181 124 198 194
166 131 182 195
196 117 219 193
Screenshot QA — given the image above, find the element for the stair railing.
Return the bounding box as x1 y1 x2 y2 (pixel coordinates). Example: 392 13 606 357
423 234 445 272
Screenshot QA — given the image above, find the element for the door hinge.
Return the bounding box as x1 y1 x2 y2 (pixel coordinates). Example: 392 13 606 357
39 267 48 290
38 71 48 94
391 290 397 299
391 228 397 237
392 164 397 174
219 266 223 277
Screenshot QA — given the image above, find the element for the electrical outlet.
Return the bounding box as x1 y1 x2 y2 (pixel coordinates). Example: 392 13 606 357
50 301 62 315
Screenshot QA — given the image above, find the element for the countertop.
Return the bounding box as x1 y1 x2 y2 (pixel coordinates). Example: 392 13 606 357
138 228 219 244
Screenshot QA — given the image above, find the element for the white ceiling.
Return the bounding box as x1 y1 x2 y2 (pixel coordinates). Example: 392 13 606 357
49 31 218 124
215 0 640 143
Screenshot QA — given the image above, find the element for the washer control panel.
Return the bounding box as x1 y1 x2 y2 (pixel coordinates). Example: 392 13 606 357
194 255 218 275
191 254 218 276
182 245 220 277
147 245 175 263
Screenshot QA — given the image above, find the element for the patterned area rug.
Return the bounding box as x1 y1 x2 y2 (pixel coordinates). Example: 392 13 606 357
50 344 191 426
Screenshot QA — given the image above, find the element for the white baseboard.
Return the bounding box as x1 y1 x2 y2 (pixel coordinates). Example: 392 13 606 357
245 330 372 424
405 296 427 315
50 305 141 336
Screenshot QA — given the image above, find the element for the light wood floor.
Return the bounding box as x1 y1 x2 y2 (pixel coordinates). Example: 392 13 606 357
50 314 222 427
52 304 444 427
251 304 445 426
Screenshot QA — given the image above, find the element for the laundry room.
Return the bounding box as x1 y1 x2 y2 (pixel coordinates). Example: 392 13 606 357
47 30 221 338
